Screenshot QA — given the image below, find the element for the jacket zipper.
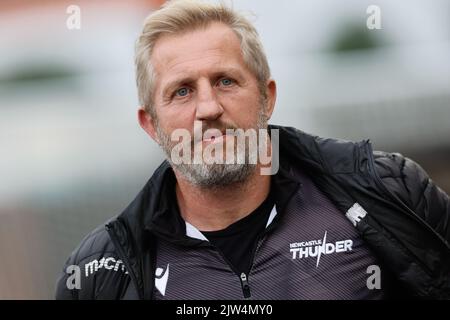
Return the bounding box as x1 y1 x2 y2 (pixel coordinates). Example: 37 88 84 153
238 235 266 299
234 202 291 299
105 223 144 300
240 273 251 298
207 207 279 300
209 244 252 299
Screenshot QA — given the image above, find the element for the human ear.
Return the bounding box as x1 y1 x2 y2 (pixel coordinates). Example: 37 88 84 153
137 107 159 143
264 79 277 120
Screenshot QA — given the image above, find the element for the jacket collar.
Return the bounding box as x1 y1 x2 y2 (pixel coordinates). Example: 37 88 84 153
115 125 365 247
143 151 301 245
107 125 366 299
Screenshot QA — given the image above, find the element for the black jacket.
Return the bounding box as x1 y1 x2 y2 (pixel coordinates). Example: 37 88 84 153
55 125 450 299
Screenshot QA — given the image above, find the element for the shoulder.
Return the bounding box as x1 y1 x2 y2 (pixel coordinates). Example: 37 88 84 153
68 222 118 268
55 221 131 299
372 151 429 210
372 150 450 243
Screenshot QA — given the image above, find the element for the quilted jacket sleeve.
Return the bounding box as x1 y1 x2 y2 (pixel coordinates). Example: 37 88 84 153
373 151 450 245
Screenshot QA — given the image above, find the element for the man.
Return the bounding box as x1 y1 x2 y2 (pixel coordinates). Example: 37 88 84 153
56 0 450 299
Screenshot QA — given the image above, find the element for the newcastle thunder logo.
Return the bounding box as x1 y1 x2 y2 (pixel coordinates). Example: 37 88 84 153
289 231 353 267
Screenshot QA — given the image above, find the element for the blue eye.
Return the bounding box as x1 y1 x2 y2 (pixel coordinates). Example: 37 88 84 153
220 78 233 86
176 87 189 97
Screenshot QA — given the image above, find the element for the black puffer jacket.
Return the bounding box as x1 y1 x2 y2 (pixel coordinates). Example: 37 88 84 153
55 125 450 299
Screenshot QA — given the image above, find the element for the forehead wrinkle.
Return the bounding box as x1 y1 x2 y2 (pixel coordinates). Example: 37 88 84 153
152 23 242 67
153 22 239 58
164 50 225 76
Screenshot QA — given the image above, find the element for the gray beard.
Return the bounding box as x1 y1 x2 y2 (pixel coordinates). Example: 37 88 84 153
170 162 255 188
155 108 268 188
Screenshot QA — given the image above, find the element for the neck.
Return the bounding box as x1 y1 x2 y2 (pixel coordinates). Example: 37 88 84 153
174 164 271 232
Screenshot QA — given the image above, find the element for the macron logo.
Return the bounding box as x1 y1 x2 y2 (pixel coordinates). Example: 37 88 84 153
84 256 128 277
155 264 170 296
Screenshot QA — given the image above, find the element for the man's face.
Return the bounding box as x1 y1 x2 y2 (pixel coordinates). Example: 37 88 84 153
140 22 275 187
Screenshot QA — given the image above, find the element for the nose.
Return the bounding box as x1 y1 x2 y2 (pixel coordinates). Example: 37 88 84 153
195 80 224 121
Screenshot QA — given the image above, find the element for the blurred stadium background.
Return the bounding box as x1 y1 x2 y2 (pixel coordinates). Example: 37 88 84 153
0 0 449 299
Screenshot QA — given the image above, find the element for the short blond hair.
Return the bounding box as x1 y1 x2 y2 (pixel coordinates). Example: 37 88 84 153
135 0 271 117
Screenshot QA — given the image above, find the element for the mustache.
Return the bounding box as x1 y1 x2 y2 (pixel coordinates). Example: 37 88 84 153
192 121 240 143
